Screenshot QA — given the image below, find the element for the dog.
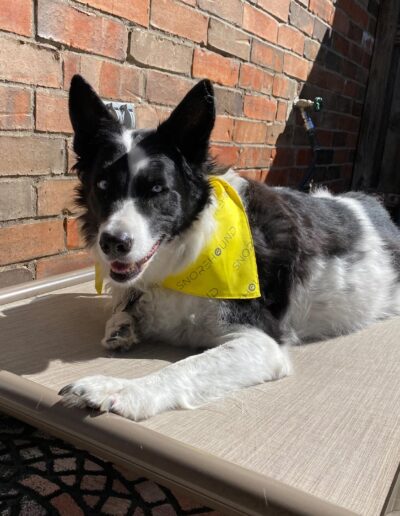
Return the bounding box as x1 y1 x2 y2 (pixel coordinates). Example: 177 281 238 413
60 75 400 421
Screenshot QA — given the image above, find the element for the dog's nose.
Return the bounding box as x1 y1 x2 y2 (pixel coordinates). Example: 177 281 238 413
99 232 133 256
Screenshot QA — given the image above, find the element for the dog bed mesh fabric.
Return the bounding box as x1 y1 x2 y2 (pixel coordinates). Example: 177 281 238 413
1 279 400 515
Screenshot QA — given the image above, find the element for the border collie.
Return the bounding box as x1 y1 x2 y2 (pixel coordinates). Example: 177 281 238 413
60 75 400 421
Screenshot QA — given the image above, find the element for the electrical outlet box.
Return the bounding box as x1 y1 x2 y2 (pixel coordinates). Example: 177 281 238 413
104 101 136 129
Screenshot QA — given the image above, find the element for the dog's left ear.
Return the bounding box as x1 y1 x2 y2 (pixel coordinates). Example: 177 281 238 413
158 79 215 165
69 74 121 159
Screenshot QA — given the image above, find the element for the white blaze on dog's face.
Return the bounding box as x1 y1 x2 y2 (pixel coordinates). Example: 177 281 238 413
68 75 216 286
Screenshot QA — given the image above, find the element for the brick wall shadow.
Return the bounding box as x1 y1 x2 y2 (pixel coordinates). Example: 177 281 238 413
267 1 379 192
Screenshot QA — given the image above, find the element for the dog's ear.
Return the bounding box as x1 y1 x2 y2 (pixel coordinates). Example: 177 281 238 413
157 79 215 165
69 74 120 158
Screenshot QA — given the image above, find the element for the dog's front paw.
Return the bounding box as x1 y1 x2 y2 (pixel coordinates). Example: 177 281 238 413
59 375 129 410
59 376 159 421
101 312 139 352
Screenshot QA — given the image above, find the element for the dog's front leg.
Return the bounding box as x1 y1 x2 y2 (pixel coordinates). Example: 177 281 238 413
60 327 292 420
101 310 138 351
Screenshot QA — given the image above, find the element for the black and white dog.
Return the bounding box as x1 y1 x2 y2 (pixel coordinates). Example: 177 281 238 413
60 75 400 420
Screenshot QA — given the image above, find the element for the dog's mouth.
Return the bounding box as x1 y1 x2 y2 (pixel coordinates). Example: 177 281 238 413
109 238 163 283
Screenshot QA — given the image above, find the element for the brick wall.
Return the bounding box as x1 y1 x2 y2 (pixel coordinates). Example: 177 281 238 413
0 0 379 287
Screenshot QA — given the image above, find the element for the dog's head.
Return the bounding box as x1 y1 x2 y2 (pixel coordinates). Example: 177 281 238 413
69 75 215 285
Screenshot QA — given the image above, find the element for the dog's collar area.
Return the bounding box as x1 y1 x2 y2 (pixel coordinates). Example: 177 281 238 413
95 177 260 300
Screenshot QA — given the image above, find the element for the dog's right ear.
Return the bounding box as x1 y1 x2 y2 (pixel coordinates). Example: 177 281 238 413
69 75 120 158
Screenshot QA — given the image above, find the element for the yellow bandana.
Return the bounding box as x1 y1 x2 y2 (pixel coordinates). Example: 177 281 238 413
95 263 104 295
95 177 260 299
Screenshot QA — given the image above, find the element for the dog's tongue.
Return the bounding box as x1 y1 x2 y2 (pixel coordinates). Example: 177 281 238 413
110 261 134 273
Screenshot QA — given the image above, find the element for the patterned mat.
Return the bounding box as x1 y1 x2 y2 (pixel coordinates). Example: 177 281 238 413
0 413 219 515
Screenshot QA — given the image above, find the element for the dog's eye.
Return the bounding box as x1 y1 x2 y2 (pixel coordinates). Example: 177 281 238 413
151 184 163 194
97 180 108 190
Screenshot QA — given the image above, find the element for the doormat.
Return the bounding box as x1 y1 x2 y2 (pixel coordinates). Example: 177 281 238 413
0 413 219 516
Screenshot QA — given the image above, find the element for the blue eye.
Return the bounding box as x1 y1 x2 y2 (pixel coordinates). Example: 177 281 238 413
97 180 108 190
151 184 163 193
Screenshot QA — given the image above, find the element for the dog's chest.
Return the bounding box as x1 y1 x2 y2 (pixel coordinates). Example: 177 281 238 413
131 288 220 348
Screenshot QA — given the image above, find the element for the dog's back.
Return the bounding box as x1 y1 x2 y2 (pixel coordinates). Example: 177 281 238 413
243 180 400 342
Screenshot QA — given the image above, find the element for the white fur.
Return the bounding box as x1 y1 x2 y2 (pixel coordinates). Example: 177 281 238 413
284 193 400 341
62 178 400 421
62 327 291 421
121 129 133 153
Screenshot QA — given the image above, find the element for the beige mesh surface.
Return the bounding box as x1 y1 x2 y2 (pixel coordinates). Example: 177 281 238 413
1 281 400 515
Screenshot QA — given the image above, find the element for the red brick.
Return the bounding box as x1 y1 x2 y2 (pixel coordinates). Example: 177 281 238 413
278 26 305 55
214 87 243 117
151 0 208 44
239 63 273 94
211 117 234 143
65 218 85 249
271 147 295 167
237 169 265 182
0 0 32 36
37 0 128 60
344 81 360 98
36 90 72 134
75 0 149 26
309 0 334 24
296 148 313 166
311 65 344 93
304 38 321 60
283 54 309 80
0 84 33 130
257 0 290 22
0 220 65 266
130 30 192 75
210 145 240 167
276 101 288 122
135 104 171 129
63 52 102 90
266 123 286 145
0 136 65 176
337 0 369 29
243 4 278 44
92 61 159 105
251 40 283 72
272 75 296 99
0 267 33 288
243 95 277 121
99 62 143 101
237 147 270 168
37 179 79 216
208 18 250 60
334 8 350 36
67 142 77 174
36 251 93 279
289 3 314 36
0 179 35 221
233 120 267 143
0 36 61 88
146 70 193 106
198 0 242 25
264 168 290 186
334 149 350 163
193 49 239 87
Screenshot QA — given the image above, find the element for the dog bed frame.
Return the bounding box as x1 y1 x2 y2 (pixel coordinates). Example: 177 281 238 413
0 269 399 515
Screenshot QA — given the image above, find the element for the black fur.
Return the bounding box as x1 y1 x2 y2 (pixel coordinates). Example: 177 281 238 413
70 76 214 248
69 75 400 344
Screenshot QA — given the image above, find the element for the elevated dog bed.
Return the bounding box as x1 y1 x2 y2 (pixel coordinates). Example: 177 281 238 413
0 270 399 515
